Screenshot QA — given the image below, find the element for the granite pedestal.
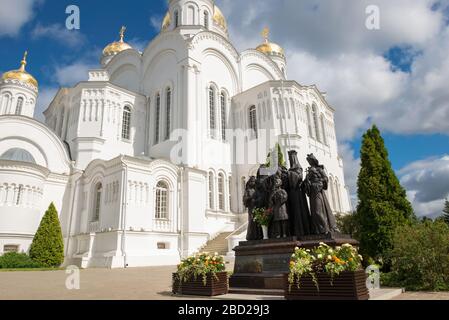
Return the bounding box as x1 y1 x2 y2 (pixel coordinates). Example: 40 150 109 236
229 233 358 293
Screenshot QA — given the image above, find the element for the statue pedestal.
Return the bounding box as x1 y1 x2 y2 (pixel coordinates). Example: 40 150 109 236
229 233 358 294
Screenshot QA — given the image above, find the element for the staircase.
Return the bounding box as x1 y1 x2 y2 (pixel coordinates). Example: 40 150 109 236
201 232 233 256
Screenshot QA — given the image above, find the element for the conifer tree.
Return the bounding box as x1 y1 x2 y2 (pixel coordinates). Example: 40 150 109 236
355 125 414 262
29 203 64 267
443 199 449 226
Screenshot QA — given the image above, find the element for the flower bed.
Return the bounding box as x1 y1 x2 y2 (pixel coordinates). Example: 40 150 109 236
285 243 369 300
172 252 228 296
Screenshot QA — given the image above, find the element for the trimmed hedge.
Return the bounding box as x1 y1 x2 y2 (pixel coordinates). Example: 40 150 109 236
29 203 64 268
0 252 43 269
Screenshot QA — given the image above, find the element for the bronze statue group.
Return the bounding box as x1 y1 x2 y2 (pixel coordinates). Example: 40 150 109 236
244 151 340 240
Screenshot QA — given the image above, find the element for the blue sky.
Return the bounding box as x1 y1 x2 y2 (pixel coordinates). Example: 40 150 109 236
1 0 449 217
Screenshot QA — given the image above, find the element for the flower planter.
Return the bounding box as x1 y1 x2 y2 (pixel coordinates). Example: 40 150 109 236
285 270 369 300
172 272 229 296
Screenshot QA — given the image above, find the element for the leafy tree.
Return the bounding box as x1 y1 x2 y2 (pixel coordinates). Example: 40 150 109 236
354 125 415 264
336 212 359 237
442 199 449 226
265 143 287 168
29 203 64 267
384 220 449 291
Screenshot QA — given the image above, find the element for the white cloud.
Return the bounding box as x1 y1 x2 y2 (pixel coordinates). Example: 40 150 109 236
150 15 163 32
54 62 93 87
0 0 39 37
400 156 449 217
31 23 85 48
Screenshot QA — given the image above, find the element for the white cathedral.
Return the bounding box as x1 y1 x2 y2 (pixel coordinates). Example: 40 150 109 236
0 0 351 268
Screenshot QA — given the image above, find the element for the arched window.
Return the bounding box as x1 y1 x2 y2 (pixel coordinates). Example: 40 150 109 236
204 11 209 29
208 172 215 210
329 176 336 211
174 10 179 28
321 114 327 145
218 173 225 211
220 92 226 141
312 104 321 142
92 183 102 222
209 86 216 138
249 105 258 139
335 181 342 212
155 181 169 219
165 88 171 140
306 105 313 138
122 106 131 140
155 93 161 144
15 97 24 115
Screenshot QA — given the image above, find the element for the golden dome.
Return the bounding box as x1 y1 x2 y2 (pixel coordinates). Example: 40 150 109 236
1 51 38 90
256 27 285 58
161 12 171 31
102 26 133 57
213 6 227 31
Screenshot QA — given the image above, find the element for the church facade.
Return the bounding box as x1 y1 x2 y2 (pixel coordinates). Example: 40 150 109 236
0 0 351 268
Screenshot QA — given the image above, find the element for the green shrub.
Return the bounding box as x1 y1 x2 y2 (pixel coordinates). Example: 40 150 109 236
384 220 449 291
29 203 64 268
0 252 43 269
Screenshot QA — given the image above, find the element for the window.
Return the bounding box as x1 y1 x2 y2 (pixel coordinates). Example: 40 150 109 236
249 106 258 139
155 93 161 144
218 173 225 211
321 114 327 145
220 92 226 141
122 106 131 140
155 181 169 220
312 104 321 142
209 87 216 138
92 183 102 222
165 88 171 140
15 97 24 115
306 105 313 138
335 181 342 212
204 11 209 29
174 10 179 28
208 172 214 209
3 245 19 253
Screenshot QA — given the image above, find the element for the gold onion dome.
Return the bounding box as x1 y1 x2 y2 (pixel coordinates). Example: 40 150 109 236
102 26 133 57
1 51 38 90
161 5 227 32
256 27 285 58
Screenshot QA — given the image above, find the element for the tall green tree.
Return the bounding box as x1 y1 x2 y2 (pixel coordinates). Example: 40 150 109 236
29 203 64 267
442 199 449 226
355 125 414 263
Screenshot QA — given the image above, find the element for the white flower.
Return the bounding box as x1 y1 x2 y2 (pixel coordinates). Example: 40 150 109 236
328 249 334 254
317 254 323 259
327 255 332 260
342 243 352 248
292 254 296 258
306 249 311 253
214 252 218 256
336 246 341 251
295 247 300 251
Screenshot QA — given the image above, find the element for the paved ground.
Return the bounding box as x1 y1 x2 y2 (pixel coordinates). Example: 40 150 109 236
0 267 448 300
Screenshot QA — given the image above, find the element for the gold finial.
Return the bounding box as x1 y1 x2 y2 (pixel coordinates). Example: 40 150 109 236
262 27 269 43
119 26 126 42
19 51 28 72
